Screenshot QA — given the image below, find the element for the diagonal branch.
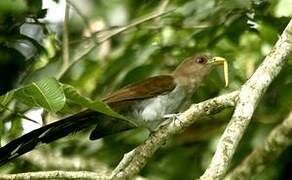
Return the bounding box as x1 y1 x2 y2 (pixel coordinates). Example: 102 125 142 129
60 8 176 78
111 91 239 180
200 19 292 180
224 111 292 180
0 92 239 180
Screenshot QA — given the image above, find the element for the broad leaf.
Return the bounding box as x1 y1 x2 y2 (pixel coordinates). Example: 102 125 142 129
63 84 127 120
15 78 65 112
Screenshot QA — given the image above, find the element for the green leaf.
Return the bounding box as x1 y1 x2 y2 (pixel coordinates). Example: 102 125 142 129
62 84 127 120
0 90 14 111
15 78 65 112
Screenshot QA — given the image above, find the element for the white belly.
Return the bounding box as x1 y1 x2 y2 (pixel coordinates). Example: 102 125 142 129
129 86 186 130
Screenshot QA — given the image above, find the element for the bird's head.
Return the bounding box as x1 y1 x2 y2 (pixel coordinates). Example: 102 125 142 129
173 54 229 87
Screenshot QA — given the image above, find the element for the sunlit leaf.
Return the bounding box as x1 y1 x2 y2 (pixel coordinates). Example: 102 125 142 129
15 78 65 112
62 84 127 120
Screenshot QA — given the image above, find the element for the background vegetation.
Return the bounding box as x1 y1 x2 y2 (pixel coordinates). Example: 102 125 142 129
0 0 291 179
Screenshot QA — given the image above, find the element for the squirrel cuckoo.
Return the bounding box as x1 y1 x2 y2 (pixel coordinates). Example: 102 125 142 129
0 54 228 166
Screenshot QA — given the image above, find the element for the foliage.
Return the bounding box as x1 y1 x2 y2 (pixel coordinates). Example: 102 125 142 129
0 0 291 179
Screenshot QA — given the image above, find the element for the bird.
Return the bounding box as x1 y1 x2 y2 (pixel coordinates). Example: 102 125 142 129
0 54 228 166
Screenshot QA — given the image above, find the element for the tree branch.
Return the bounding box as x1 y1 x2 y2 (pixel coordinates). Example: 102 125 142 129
111 91 239 180
0 171 107 180
200 19 292 180
224 111 292 180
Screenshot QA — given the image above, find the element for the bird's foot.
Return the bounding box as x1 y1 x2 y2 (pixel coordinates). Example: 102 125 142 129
163 113 183 128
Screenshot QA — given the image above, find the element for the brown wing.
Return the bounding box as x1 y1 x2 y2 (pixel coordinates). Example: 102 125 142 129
102 75 176 104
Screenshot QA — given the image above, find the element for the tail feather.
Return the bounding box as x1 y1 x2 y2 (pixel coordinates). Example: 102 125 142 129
0 110 99 166
89 118 135 140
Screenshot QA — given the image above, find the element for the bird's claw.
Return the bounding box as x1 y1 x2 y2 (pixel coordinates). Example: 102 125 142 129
163 113 183 128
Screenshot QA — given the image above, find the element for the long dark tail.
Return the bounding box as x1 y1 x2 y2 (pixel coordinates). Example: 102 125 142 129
0 110 134 166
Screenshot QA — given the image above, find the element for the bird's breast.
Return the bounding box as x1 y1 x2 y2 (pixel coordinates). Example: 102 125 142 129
127 86 187 130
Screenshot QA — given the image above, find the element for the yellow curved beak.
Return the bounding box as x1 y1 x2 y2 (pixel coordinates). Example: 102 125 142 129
208 57 229 87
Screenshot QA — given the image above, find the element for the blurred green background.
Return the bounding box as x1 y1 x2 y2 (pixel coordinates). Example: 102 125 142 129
0 0 291 179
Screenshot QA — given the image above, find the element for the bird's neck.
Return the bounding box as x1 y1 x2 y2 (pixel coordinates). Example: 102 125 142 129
173 76 198 96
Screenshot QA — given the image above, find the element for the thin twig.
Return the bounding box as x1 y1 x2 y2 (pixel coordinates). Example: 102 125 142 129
96 8 175 43
157 0 170 19
0 104 39 124
58 0 70 79
59 8 176 78
67 0 91 31
200 19 292 180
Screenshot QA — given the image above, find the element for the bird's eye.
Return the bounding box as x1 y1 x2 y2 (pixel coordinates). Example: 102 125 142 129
196 57 207 64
